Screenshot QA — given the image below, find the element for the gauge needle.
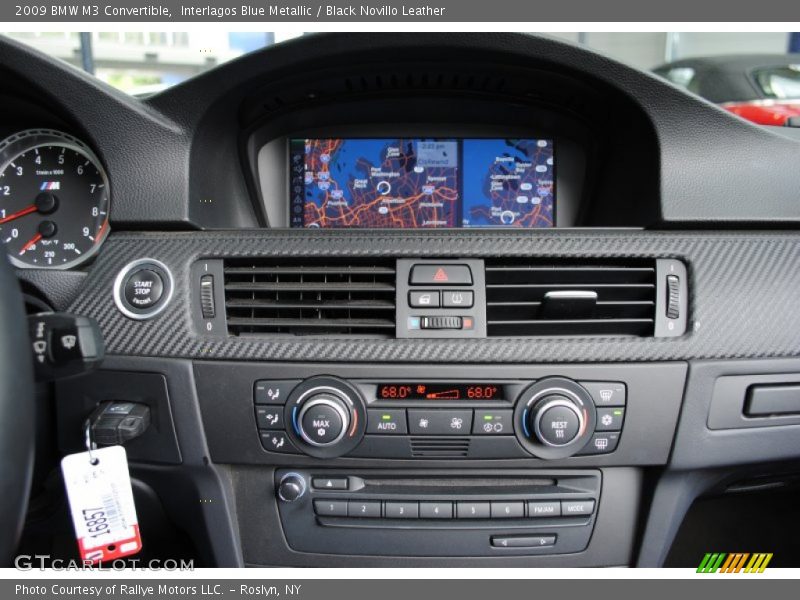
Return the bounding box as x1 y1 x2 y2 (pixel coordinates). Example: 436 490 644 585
0 204 37 224
18 233 42 255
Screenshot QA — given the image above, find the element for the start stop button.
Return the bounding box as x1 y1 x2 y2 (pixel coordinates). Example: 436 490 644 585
114 259 174 320
124 269 164 309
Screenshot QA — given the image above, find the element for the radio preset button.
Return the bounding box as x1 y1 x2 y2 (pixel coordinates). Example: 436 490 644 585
408 409 473 435
490 501 524 518
367 409 408 435
314 499 348 517
420 502 453 519
348 500 381 518
385 502 419 519
456 502 491 519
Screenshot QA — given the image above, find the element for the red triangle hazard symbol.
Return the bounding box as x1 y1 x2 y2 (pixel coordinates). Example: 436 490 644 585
433 268 449 282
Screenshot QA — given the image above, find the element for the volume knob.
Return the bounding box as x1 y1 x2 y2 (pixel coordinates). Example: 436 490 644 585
277 473 306 503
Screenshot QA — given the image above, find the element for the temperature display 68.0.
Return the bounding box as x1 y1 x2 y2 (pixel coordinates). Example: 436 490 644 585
377 383 503 401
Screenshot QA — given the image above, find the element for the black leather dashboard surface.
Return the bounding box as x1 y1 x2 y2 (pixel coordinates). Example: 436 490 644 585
67 229 800 363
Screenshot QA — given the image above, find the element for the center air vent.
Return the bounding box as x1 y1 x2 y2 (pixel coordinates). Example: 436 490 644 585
223 258 396 336
485 259 656 337
410 437 471 458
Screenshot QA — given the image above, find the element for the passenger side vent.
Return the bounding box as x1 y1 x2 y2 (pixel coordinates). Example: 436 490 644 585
223 258 396 336
485 259 656 337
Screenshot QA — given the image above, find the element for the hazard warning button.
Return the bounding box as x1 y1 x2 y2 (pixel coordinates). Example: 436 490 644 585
409 264 473 286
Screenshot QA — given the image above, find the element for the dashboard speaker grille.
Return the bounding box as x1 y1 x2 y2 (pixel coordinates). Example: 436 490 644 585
223 258 396 336
485 258 656 337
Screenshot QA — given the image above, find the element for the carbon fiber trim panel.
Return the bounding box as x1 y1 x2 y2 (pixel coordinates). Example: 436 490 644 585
68 230 800 363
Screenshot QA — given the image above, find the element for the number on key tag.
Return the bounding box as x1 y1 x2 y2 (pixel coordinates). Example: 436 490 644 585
61 442 142 563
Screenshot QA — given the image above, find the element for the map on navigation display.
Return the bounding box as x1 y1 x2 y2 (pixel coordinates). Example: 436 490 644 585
289 137 555 228
291 138 459 228
461 139 554 228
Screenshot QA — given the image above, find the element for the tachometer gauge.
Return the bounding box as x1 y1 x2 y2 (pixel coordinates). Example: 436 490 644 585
0 129 110 269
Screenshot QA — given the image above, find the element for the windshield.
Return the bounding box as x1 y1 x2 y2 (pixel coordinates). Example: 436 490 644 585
1 31 304 95
4 31 800 102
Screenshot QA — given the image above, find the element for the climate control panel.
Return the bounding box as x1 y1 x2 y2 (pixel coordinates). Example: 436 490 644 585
254 376 626 460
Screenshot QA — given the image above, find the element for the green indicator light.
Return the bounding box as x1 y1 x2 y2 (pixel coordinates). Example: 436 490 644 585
382 415 392 420
483 415 493 421
613 410 623 416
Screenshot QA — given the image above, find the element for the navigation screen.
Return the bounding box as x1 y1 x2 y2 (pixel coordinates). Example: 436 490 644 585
289 138 554 228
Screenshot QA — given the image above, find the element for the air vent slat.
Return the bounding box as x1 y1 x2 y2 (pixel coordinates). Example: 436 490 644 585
486 283 654 289
224 258 396 337
227 318 395 329
485 259 656 337
225 266 396 275
225 282 395 292
226 298 395 310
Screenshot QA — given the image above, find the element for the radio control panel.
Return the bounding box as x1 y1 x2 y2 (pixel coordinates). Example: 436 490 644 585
275 469 601 556
254 376 627 460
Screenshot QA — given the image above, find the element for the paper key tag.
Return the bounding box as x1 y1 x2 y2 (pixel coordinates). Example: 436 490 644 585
61 445 142 563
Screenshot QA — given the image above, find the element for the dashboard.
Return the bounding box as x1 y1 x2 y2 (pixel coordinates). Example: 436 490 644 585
3 32 800 568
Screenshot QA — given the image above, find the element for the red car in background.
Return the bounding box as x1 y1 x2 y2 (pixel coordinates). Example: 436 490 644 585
654 54 800 125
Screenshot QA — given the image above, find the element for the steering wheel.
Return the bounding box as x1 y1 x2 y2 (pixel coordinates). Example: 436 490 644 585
0 256 34 564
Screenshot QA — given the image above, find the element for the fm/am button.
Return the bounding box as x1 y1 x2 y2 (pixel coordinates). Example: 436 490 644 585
367 409 408 434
